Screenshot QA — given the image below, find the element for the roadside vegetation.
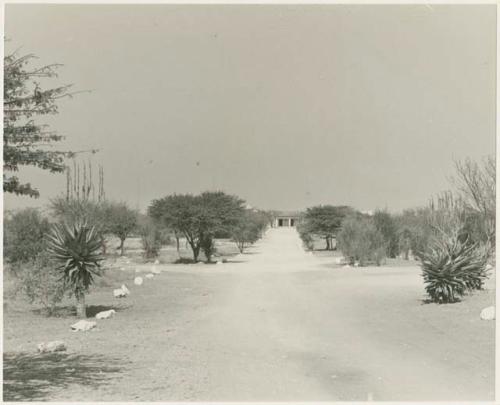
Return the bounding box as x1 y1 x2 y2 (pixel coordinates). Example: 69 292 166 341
297 156 495 304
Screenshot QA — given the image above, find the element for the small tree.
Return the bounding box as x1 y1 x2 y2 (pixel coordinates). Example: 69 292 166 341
232 210 267 253
302 205 354 250
107 202 138 256
47 221 103 318
4 208 50 264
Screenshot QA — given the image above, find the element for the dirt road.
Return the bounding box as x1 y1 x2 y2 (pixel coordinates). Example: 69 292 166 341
4 228 495 401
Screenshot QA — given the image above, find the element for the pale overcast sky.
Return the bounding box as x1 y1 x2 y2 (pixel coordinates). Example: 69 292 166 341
4 4 496 213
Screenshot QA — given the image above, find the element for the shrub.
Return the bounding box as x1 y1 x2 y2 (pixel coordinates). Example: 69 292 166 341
47 221 103 318
139 221 162 259
18 251 67 316
296 221 314 250
420 233 489 303
4 208 51 265
337 215 387 266
373 210 399 258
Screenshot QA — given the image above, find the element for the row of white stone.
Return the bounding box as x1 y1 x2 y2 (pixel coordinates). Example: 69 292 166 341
37 264 163 353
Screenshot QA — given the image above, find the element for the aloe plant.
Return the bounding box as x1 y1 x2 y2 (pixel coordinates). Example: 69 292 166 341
420 233 489 303
47 221 103 317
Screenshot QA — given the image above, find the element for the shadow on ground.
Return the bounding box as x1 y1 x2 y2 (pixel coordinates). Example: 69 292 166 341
32 304 132 318
3 351 128 401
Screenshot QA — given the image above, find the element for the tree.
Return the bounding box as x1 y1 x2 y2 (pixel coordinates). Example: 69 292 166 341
4 208 51 264
3 49 85 197
451 156 495 248
148 191 245 262
373 210 399 258
47 221 103 318
107 202 138 256
302 205 354 250
232 210 268 253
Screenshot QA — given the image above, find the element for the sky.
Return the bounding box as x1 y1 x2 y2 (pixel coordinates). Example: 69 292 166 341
4 4 496 213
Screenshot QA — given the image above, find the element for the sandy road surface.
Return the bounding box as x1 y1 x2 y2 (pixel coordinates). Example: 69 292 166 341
4 228 495 401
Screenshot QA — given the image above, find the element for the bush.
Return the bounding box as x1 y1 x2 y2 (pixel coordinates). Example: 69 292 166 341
4 208 51 265
296 221 314 250
420 233 489 303
337 215 387 266
139 221 162 259
18 251 67 316
373 210 399 258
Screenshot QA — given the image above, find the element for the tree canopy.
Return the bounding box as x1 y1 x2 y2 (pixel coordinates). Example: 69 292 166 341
148 191 245 261
302 205 355 250
4 49 89 197
106 202 138 256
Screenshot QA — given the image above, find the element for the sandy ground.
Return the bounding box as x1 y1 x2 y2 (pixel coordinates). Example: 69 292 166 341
3 228 495 401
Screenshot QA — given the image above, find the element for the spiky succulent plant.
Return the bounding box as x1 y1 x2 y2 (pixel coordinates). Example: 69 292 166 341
420 233 489 303
47 221 103 317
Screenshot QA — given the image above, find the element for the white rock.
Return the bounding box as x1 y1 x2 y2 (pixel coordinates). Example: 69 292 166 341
154 259 160 265
113 288 126 298
126 260 131 264
121 284 130 295
334 257 345 264
37 340 67 353
71 320 96 332
480 306 495 321
95 309 116 319
134 276 143 285
343 264 351 269
215 261 222 265
120 267 126 271
151 267 161 274
146 273 154 279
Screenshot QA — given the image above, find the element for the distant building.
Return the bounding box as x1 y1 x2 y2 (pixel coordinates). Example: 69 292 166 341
272 211 302 227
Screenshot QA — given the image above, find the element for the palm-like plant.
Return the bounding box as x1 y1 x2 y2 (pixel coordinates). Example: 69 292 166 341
420 232 489 303
47 221 103 317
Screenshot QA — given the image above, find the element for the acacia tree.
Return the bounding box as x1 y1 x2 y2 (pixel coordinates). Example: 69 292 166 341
148 191 245 262
3 49 82 197
302 205 354 250
107 202 138 256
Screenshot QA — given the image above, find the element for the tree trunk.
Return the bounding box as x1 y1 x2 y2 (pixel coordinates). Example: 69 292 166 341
175 235 180 258
325 237 331 250
75 291 86 318
190 244 200 262
119 238 125 256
